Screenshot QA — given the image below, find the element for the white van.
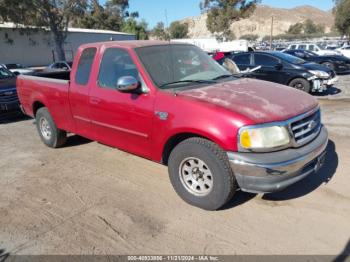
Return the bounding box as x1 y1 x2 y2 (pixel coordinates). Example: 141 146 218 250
287 43 341 56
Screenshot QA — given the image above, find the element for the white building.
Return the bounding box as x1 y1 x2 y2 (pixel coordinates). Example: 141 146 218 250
0 23 135 66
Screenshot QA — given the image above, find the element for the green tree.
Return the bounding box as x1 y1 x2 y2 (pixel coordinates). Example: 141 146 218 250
152 22 169 40
122 18 149 40
0 0 87 61
303 19 324 34
169 21 188 39
200 0 260 40
287 22 304 34
73 0 133 32
334 0 350 38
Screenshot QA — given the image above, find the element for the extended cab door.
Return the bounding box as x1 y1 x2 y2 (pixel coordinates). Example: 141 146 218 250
89 47 155 159
69 47 97 138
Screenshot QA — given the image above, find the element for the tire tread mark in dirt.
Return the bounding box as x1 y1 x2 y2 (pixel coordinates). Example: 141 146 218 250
97 215 136 251
9 202 101 254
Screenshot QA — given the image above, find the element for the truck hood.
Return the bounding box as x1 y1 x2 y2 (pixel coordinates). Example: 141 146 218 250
178 78 318 124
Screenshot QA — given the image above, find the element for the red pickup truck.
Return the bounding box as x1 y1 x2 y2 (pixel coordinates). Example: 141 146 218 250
17 41 328 210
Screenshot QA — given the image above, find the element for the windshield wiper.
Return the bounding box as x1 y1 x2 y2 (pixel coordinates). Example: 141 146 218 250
212 74 233 80
160 79 216 88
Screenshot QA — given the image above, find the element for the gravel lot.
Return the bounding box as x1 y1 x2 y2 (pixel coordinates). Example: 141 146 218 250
0 75 350 256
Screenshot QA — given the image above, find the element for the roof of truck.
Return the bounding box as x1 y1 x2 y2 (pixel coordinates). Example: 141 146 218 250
79 40 189 50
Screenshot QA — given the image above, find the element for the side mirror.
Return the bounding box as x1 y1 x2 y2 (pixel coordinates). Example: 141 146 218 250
275 63 283 70
116 76 141 93
13 71 20 76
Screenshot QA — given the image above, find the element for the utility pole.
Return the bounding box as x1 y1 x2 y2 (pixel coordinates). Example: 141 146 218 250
165 9 169 41
270 16 274 50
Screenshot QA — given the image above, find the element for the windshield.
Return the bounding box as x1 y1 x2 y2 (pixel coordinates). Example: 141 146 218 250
0 68 14 79
135 44 232 89
270 51 305 64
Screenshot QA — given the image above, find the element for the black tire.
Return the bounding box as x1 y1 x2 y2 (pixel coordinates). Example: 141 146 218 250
35 107 67 148
289 78 311 93
168 137 237 210
321 62 335 71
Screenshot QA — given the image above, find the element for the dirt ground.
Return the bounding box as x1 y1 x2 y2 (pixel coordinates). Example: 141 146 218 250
0 76 350 256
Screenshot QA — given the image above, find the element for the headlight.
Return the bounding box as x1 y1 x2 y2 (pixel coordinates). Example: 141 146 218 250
309 70 330 79
239 126 290 150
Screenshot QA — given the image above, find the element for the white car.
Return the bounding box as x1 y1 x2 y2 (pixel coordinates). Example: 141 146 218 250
337 46 350 58
287 43 341 56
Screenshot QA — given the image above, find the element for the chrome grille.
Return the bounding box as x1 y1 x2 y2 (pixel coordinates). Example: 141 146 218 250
290 109 321 146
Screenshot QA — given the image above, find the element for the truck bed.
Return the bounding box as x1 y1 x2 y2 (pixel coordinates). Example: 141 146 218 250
17 71 75 133
32 70 71 81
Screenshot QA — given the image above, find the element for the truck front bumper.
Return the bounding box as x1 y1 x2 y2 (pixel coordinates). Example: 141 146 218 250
228 126 328 194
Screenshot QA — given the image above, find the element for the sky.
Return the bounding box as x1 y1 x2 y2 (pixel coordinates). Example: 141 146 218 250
105 0 335 28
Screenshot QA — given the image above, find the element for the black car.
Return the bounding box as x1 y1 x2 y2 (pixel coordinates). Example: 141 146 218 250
0 66 19 113
283 49 350 74
228 51 336 93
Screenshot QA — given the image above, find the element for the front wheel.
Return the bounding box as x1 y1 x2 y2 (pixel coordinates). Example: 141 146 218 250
36 107 67 148
289 78 311 93
168 137 237 210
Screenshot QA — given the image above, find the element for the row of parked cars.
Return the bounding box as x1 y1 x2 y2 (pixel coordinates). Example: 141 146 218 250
213 45 350 94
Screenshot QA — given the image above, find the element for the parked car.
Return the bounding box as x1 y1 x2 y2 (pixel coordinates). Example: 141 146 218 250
337 46 350 59
17 41 328 210
287 43 341 56
1 63 35 75
46 61 72 72
228 51 337 93
283 49 350 74
0 67 19 113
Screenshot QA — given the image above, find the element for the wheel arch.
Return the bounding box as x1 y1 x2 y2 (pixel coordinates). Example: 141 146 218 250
162 132 220 165
32 100 46 117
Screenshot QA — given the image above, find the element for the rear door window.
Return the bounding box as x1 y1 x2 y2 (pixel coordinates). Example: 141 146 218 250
299 45 307 50
232 54 251 65
75 48 97 85
254 54 279 67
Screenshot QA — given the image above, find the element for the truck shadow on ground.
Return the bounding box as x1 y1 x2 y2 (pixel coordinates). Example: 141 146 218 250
63 135 92 147
334 239 350 262
263 139 338 201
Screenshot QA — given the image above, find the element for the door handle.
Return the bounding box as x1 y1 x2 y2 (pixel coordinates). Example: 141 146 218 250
90 97 101 105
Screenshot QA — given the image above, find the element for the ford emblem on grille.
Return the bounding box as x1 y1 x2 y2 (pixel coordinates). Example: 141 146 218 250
308 120 317 130
4 91 14 96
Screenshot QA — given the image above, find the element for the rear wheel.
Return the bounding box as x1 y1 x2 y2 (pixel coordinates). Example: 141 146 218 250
168 137 237 210
35 107 67 148
289 78 311 93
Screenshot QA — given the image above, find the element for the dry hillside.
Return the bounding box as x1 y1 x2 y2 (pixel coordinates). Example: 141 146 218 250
183 5 334 39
